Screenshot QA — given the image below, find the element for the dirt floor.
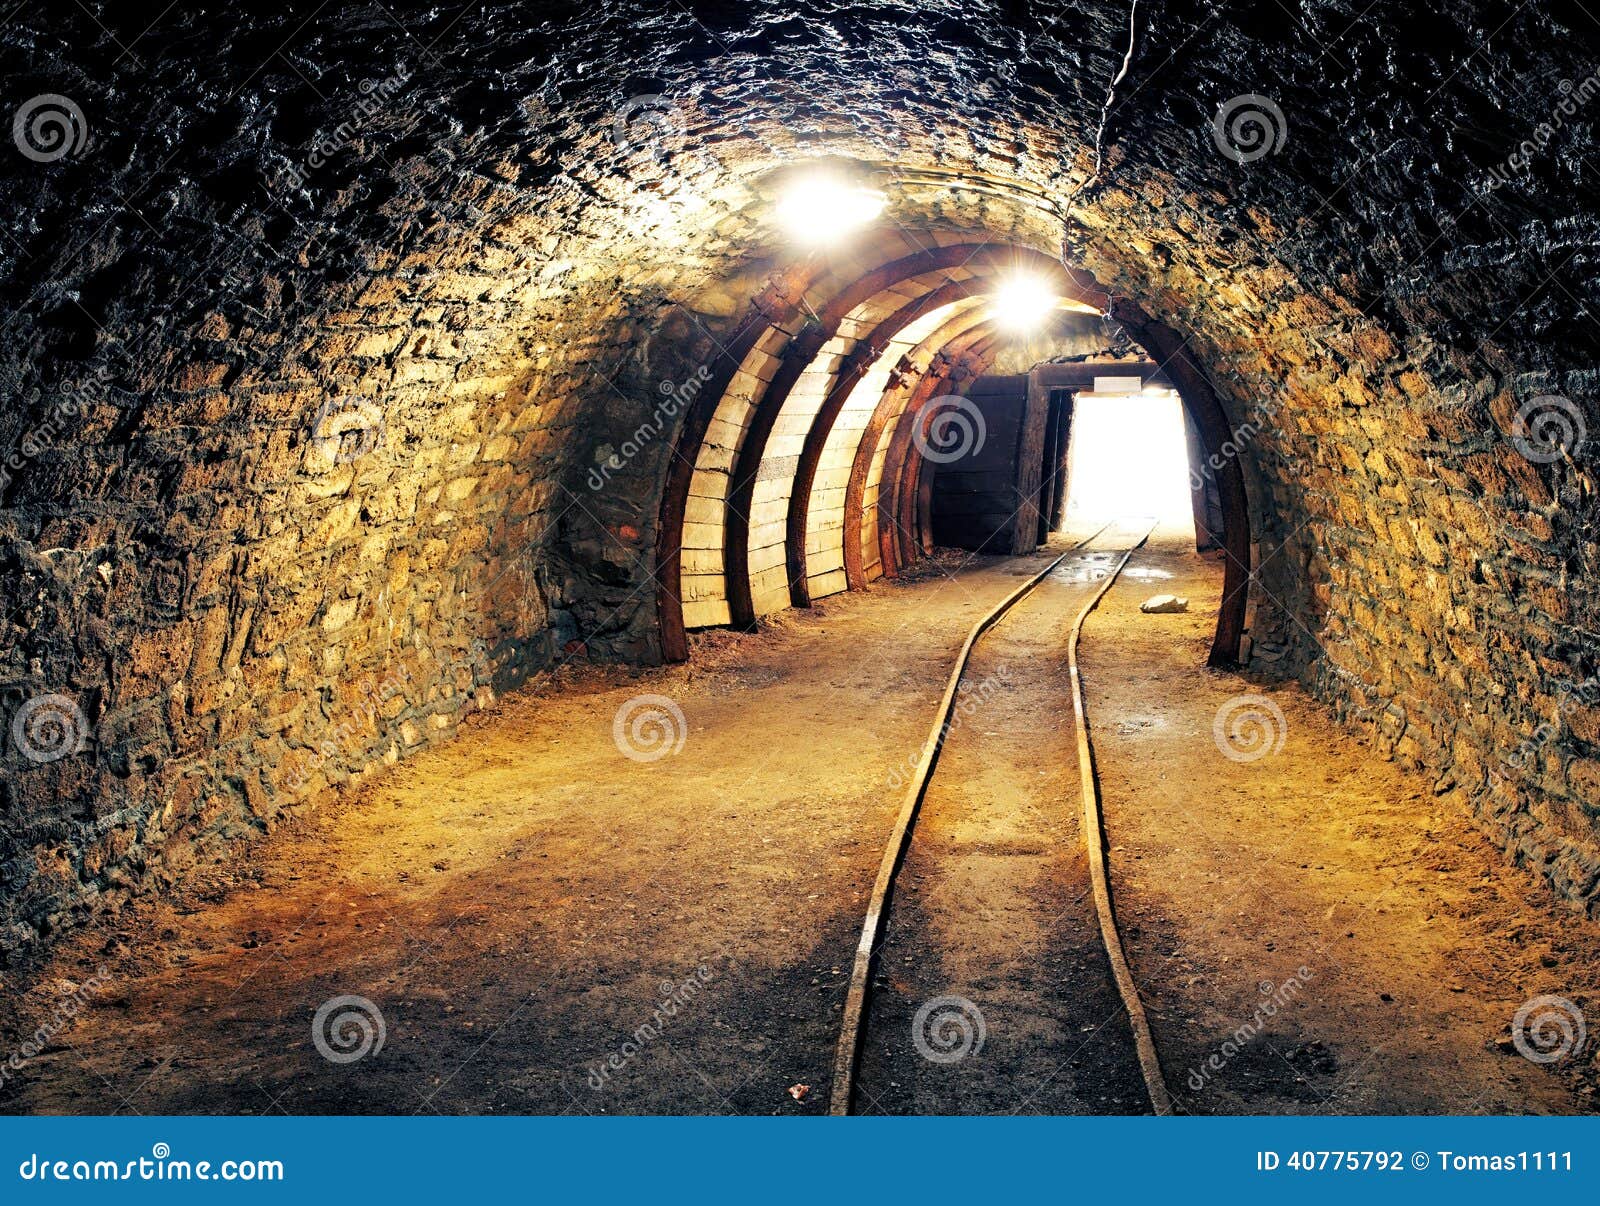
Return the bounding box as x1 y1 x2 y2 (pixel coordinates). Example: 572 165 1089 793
864 524 1152 1106
1 529 1597 1115
1086 533 1600 1115
855 525 1149 1114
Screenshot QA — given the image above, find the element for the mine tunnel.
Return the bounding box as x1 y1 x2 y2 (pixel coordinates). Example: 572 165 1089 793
0 0 1597 1119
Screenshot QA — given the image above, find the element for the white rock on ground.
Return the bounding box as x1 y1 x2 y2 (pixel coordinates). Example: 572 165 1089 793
1139 594 1189 613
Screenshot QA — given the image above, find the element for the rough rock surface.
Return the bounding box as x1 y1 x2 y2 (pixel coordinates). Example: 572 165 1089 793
0 0 1596 952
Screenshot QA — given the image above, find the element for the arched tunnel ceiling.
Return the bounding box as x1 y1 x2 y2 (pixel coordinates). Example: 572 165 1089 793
0 0 1597 952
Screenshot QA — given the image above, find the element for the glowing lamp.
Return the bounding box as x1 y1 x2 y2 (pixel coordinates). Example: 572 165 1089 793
776 175 887 246
990 274 1058 331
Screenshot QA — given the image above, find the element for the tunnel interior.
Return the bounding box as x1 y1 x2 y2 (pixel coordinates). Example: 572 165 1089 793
0 0 1597 1050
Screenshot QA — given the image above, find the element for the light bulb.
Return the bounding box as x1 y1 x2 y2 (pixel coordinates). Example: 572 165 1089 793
990 274 1058 331
775 175 887 246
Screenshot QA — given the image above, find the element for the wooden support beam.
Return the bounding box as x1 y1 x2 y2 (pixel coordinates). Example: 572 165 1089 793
656 243 1249 671
653 271 811 662
784 280 983 608
1046 389 1074 533
721 243 1072 629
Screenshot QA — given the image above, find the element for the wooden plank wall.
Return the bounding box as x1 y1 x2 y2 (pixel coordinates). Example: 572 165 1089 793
680 329 791 629
929 374 1051 555
1036 389 1074 542
1183 409 1223 551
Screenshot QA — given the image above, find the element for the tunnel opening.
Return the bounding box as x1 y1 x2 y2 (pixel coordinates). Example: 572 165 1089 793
653 233 1251 672
1061 386 1197 544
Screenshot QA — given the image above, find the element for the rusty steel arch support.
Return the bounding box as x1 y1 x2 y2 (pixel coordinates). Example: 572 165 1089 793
655 242 1250 671
1111 299 1250 667
843 325 990 589
784 280 989 608
653 271 815 663
904 334 1004 565
880 332 999 574
720 244 1102 630
875 353 973 579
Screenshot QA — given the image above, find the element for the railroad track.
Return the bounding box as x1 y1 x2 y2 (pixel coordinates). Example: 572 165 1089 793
828 519 1171 1115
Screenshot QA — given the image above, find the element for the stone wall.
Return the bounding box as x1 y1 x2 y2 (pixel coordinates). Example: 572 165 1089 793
0 0 1596 955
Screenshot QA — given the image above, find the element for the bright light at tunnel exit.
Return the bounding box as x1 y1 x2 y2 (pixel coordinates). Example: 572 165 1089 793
1062 389 1197 537
990 274 1058 331
775 175 887 246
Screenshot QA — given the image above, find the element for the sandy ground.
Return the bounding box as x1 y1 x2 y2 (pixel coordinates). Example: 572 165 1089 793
1 530 1597 1115
1085 534 1600 1115
855 526 1148 1114
0 547 1073 1116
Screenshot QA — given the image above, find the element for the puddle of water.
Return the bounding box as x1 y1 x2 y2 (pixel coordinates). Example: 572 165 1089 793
1051 565 1114 584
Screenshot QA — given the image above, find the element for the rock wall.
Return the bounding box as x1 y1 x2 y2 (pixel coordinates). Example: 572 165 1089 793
0 0 1596 954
